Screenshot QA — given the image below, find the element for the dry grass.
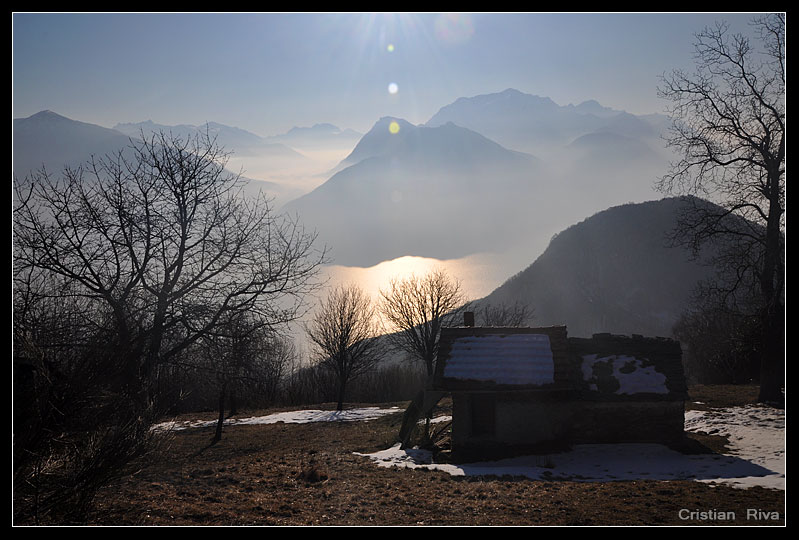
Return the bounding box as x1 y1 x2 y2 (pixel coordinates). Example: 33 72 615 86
85 387 785 526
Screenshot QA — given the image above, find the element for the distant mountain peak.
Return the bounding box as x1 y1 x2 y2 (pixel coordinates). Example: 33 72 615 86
427 89 560 127
357 116 417 137
476 88 556 104
25 110 70 122
309 122 339 131
278 122 361 137
374 115 415 126
566 99 621 118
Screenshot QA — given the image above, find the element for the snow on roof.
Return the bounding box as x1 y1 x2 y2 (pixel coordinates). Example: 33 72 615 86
581 354 668 394
442 334 555 385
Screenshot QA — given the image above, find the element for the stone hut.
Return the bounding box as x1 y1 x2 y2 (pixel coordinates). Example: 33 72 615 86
402 317 687 457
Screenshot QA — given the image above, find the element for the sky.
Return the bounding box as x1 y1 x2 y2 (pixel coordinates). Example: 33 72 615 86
11 12 769 136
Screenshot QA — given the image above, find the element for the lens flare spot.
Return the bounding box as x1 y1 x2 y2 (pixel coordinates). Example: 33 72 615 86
388 82 399 95
388 121 400 134
387 43 395 52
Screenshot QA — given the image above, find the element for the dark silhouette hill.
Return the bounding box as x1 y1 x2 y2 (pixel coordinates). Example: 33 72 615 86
476 197 720 338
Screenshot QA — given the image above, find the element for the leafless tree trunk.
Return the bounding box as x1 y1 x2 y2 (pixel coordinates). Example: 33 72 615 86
657 14 784 404
203 311 291 442
306 285 385 411
15 129 326 409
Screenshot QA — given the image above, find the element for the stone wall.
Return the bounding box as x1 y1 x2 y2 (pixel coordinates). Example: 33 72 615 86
443 331 687 457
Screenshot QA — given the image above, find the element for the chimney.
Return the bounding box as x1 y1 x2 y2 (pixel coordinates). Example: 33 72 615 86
463 311 475 327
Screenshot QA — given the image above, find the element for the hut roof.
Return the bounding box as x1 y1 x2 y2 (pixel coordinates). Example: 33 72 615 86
433 326 572 391
433 327 686 401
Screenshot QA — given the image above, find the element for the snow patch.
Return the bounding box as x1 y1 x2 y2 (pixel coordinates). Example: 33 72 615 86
683 405 785 490
581 354 668 394
153 406 400 432
417 415 453 425
356 405 784 490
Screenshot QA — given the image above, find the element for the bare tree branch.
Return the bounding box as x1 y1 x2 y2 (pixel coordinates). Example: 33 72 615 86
378 269 469 377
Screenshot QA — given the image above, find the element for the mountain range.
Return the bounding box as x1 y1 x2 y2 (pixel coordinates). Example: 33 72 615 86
281 89 672 267
13 111 302 207
13 88 677 270
425 88 668 156
282 117 546 266
13 110 135 177
265 123 362 152
14 90 732 343
112 119 313 175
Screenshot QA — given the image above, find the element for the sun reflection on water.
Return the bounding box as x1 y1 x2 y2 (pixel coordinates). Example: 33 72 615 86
320 251 520 306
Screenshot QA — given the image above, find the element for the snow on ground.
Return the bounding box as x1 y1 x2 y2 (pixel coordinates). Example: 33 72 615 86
356 405 785 490
152 406 400 432
684 405 785 490
151 402 784 490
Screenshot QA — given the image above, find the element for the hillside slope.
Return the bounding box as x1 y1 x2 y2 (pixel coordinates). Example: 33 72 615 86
478 197 719 338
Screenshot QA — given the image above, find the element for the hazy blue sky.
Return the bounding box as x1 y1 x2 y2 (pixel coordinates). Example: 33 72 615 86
12 12 768 135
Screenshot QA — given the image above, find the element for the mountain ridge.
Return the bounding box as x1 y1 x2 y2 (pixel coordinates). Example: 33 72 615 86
282 116 544 266
14 110 133 177
113 119 308 161
476 196 720 338
425 88 668 155
13 110 301 206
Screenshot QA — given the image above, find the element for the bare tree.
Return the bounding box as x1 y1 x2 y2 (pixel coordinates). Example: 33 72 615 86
673 296 761 385
656 14 785 404
250 333 296 407
475 301 534 327
12 268 161 524
306 285 385 411
13 129 325 521
379 269 469 378
14 130 326 408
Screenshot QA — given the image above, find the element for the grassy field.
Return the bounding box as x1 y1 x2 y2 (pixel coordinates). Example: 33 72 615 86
86 385 784 526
